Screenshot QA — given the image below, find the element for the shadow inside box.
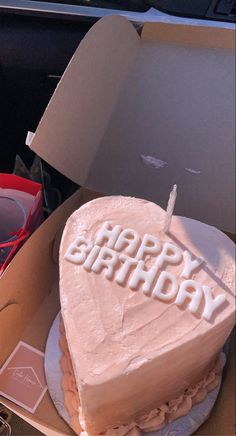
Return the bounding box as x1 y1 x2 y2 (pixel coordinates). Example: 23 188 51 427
0 405 43 436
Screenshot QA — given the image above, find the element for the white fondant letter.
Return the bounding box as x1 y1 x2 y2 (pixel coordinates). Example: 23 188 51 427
95 221 122 249
202 286 226 321
116 254 138 285
129 261 158 296
181 251 204 279
175 280 203 314
156 242 182 269
64 237 93 265
91 247 119 279
136 234 161 261
114 228 140 256
152 271 178 301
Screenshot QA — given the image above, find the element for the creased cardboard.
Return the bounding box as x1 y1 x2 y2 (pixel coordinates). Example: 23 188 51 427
0 14 235 436
30 15 235 232
30 17 140 185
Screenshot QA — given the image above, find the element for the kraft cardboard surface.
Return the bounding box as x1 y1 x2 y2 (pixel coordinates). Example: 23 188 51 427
30 15 235 232
0 189 101 435
30 16 139 186
0 188 100 367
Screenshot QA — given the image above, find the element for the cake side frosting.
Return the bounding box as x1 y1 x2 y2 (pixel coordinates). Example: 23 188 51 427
59 318 226 435
59 196 235 433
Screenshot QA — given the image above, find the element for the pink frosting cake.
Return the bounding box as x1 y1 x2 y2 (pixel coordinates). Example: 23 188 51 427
59 196 235 435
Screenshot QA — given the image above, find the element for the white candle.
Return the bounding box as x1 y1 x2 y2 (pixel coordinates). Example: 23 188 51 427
163 184 177 234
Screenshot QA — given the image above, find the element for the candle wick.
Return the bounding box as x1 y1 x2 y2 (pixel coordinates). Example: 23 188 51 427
163 184 177 234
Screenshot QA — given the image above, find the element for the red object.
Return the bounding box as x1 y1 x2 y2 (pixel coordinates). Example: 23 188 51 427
0 174 43 275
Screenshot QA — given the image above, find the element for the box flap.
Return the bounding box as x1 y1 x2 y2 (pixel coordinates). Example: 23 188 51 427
30 16 235 232
30 15 139 185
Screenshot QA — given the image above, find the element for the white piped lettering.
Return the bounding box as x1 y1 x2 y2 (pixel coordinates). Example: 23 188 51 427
129 261 158 296
202 286 226 321
116 254 138 285
64 222 227 321
64 237 93 265
95 221 122 249
175 280 203 314
181 251 204 279
83 245 101 271
91 247 119 279
156 242 182 269
136 234 161 261
152 271 178 301
114 228 140 256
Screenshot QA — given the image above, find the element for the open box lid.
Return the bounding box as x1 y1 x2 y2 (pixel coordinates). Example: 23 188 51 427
29 15 235 232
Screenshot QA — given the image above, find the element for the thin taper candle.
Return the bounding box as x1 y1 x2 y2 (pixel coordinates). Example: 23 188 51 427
163 184 177 233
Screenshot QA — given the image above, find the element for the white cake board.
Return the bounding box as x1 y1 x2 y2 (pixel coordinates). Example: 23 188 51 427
45 313 222 436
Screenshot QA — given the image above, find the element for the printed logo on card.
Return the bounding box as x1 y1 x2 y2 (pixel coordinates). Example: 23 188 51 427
0 341 47 413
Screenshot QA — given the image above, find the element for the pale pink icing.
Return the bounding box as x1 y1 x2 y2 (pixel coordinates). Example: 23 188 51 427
59 321 226 435
59 196 235 434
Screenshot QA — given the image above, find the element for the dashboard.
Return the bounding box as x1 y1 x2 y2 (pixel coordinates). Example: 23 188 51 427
0 0 235 21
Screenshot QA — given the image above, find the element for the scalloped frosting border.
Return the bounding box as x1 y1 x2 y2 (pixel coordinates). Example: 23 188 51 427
59 319 226 436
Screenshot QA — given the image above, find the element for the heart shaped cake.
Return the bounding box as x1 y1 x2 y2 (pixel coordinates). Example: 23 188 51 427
59 196 235 435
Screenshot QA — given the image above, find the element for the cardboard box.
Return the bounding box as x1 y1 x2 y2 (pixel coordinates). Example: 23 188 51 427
0 15 235 436
0 189 100 435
